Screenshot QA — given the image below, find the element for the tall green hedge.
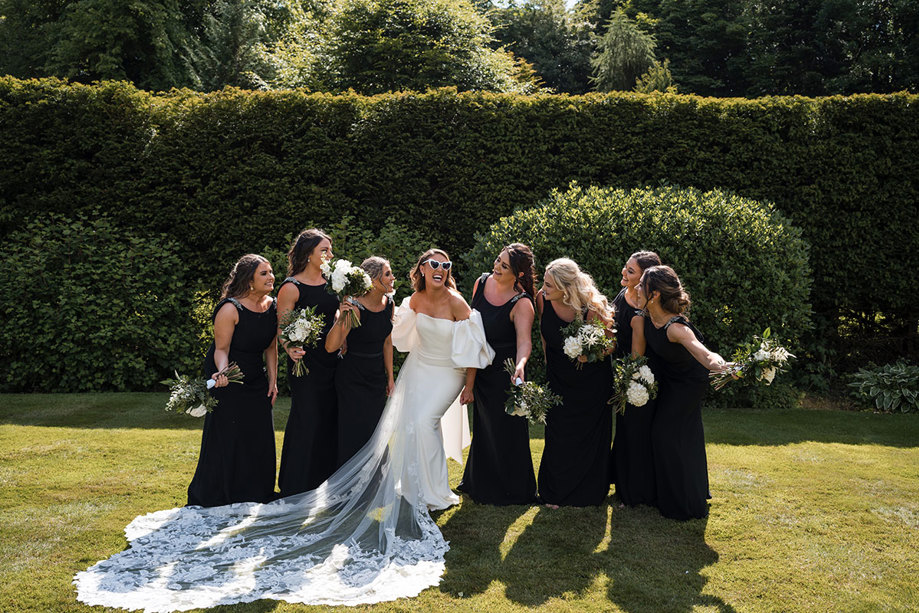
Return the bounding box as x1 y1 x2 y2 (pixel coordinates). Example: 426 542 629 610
1 77 916 333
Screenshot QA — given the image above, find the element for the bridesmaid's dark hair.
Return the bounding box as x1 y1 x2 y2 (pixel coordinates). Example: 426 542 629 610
221 254 269 299
640 265 691 314
361 256 390 281
410 248 457 292
630 250 661 272
287 228 331 276
503 243 536 297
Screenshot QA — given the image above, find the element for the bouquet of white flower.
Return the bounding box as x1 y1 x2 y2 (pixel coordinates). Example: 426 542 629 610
609 354 658 414
710 328 794 390
278 306 326 376
502 359 561 424
161 363 244 417
320 257 373 327
560 318 617 368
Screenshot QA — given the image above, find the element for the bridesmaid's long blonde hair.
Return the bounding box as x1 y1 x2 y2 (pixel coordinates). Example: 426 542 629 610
544 258 613 321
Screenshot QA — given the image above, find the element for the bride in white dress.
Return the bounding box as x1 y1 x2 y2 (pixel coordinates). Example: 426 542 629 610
75 249 494 612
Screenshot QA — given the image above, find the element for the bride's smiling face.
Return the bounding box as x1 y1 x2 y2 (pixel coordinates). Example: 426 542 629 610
423 254 451 289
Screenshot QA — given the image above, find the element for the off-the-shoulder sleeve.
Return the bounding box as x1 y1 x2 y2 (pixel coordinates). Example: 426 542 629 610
451 309 495 368
392 296 419 352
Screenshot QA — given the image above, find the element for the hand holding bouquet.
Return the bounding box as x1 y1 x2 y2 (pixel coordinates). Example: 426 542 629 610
610 355 658 414
320 257 373 327
278 306 326 376
503 359 561 424
162 363 244 417
561 318 617 368
710 328 794 390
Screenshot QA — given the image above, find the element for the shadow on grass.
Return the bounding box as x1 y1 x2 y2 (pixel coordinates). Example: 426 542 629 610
441 500 736 612
0 393 292 432
4 394 917 449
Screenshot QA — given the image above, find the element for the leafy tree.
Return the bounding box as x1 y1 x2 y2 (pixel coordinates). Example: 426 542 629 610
634 57 675 92
0 0 68 79
488 0 593 94
44 0 198 90
590 8 656 91
318 0 535 94
185 0 328 91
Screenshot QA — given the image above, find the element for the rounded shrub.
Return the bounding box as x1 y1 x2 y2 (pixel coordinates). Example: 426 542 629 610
463 183 812 408
0 213 205 392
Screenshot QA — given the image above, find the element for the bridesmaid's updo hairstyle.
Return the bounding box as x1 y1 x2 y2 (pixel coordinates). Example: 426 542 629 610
410 248 457 292
640 265 691 314
221 254 269 300
503 243 536 298
287 228 331 277
361 256 390 281
630 250 662 272
544 258 613 321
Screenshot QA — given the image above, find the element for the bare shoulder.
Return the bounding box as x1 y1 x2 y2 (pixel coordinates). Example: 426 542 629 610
512 294 535 317
215 301 239 324
449 289 471 316
666 321 695 343
277 282 299 301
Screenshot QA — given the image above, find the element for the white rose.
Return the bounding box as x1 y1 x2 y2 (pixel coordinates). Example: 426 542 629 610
626 381 649 406
320 259 332 276
186 404 207 418
563 336 582 359
638 365 654 384
762 367 776 384
753 349 769 362
288 325 306 342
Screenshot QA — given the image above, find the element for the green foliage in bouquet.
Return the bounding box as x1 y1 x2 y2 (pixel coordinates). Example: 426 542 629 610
0 213 204 392
465 183 812 408
848 361 919 414
502 358 561 424
610 354 658 415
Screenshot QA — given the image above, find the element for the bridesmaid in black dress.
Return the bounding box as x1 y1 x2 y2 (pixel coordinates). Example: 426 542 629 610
457 243 538 505
637 265 728 520
325 256 396 467
536 258 615 508
610 251 661 507
188 254 279 507
277 229 340 497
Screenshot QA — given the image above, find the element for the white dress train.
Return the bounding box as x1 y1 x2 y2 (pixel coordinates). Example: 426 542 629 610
74 298 494 611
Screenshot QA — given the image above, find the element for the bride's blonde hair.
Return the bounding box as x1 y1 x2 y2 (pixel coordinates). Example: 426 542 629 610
544 258 612 321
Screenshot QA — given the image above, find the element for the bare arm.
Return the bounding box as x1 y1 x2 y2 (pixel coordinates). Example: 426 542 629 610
277 283 304 361
265 332 278 405
324 299 356 352
211 302 238 387
509 297 535 383
667 323 726 371
630 314 646 357
384 334 395 396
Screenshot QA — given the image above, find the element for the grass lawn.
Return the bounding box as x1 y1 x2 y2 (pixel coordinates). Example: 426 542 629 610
1 393 917 612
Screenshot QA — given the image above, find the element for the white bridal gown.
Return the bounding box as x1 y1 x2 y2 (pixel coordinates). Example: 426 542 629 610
75 298 493 612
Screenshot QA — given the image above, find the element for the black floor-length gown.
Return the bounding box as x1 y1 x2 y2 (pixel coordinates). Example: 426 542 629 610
187 297 278 507
610 288 657 506
335 296 394 467
644 315 710 520
277 278 340 497
458 274 537 505
537 299 613 506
